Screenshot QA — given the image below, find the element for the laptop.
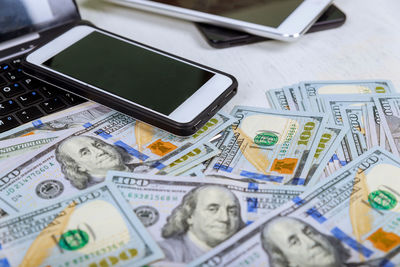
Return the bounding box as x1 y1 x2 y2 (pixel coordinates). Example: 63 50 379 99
0 0 86 134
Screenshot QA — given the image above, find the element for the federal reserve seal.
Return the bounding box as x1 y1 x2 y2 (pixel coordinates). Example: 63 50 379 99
368 190 397 210
134 205 159 227
36 180 64 199
254 131 279 147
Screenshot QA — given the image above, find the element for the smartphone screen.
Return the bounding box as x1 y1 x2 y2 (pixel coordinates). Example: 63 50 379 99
149 0 304 28
43 31 215 116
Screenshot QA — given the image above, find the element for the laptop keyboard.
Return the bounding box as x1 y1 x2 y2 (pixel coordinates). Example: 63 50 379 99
0 56 86 133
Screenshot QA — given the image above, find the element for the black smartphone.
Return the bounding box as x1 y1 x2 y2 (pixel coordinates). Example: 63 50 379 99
197 5 346 48
23 25 237 136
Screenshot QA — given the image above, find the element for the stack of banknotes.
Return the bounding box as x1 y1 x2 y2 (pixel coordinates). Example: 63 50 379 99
1 79 400 266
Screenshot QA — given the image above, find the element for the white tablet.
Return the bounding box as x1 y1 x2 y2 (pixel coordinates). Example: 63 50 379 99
106 0 333 41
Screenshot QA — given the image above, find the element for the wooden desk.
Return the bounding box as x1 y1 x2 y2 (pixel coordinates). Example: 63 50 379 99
76 0 400 113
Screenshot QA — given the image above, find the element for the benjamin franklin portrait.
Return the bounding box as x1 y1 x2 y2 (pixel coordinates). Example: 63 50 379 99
55 135 154 189
159 185 245 263
260 217 394 267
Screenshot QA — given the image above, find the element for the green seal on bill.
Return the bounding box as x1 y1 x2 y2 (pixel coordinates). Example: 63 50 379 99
254 132 278 147
368 190 397 210
59 229 89 250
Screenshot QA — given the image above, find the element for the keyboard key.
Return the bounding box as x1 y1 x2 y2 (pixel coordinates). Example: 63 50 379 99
0 64 10 73
11 58 22 67
39 85 59 97
0 115 21 133
62 92 85 105
1 83 25 97
17 91 43 106
0 99 21 116
16 106 44 123
22 77 42 89
40 97 66 113
4 69 23 81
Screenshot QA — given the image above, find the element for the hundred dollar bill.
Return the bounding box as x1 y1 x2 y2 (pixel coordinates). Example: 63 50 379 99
341 106 369 158
0 130 73 163
323 97 368 164
362 103 373 148
282 86 298 111
202 129 230 171
0 111 233 213
127 111 233 163
204 106 328 185
321 95 374 123
367 102 391 151
106 171 305 264
154 142 219 176
190 148 400 266
299 80 395 112
269 87 343 178
366 102 382 148
265 88 289 110
374 95 400 157
266 86 307 112
295 84 312 112
0 102 110 140
0 182 163 267
306 124 348 186
322 94 391 164
283 85 308 112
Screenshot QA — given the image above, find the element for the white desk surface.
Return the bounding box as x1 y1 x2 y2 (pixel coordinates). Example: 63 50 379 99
76 0 400 114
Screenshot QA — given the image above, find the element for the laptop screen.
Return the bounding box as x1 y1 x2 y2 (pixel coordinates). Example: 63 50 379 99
0 0 80 42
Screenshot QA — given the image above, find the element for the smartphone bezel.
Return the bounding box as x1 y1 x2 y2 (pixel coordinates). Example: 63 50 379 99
105 0 333 41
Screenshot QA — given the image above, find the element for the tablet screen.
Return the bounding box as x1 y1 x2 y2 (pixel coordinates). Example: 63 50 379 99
149 0 304 28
